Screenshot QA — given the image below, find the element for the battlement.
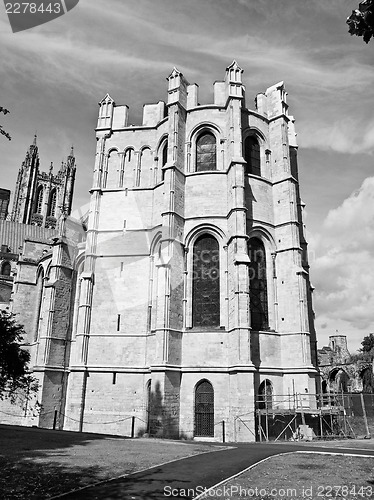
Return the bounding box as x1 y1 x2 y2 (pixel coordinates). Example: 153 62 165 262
96 61 291 134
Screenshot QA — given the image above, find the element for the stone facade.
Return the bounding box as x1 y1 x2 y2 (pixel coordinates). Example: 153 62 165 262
0 138 76 309
318 335 374 394
1 62 319 441
0 139 80 424
11 136 75 229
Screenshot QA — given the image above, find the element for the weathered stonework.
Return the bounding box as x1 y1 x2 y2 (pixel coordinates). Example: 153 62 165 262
318 335 374 393
1 63 319 441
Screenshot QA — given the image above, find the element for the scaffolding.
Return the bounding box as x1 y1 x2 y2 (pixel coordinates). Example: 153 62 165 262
255 391 370 442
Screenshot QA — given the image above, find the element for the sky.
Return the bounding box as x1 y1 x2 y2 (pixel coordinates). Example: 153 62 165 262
1 0 374 353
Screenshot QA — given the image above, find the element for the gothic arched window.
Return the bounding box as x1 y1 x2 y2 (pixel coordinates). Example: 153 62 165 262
196 132 216 172
244 136 261 176
258 380 273 409
106 150 119 189
161 140 168 181
192 234 220 327
35 186 44 214
122 148 135 188
162 141 168 167
194 380 214 437
248 237 268 331
48 189 57 217
1 261 11 276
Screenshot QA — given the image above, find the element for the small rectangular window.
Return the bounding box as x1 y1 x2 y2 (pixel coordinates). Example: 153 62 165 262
117 314 121 331
112 372 117 385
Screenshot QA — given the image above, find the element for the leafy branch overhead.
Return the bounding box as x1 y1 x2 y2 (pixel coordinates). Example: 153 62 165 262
0 106 11 140
347 0 374 43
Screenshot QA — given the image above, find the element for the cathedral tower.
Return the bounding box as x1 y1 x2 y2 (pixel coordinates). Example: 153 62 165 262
62 63 318 441
11 137 76 229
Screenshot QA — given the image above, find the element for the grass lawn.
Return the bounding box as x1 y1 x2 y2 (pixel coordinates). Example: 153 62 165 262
1 425 374 500
202 452 374 500
0 425 224 499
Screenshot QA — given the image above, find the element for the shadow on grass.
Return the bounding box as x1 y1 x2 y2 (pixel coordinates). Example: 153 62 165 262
0 424 127 499
57 466 191 500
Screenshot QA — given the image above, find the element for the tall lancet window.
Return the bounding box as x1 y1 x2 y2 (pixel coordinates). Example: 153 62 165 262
35 186 44 214
192 234 220 327
194 380 214 437
248 237 268 331
196 132 216 172
48 189 57 217
244 136 261 176
161 140 168 181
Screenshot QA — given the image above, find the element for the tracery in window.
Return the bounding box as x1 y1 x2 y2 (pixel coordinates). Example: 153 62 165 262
244 136 261 176
48 189 57 217
248 237 268 331
196 132 216 172
192 234 220 327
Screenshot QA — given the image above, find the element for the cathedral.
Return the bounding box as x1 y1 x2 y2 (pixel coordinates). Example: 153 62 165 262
0 62 319 441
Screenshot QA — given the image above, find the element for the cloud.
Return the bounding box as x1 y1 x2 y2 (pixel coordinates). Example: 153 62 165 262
311 177 374 332
299 117 374 155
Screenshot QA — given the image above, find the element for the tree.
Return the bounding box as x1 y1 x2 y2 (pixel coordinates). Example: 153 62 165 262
359 332 374 353
0 106 11 140
0 309 38 404
347 0 374 43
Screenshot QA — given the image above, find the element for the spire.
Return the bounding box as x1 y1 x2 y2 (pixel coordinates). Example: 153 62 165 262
49 161 53 173
33 133 37 147
67 145 76 171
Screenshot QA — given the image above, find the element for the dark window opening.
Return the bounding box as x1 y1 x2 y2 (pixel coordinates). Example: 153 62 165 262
35 186 44 214
248 238 268 331
161 141 168 181
48 189 57 217
244 136 261 176
196 132 216 172
194 380 214 437
192 234 220 327
258 380 273 409
1 261 11 276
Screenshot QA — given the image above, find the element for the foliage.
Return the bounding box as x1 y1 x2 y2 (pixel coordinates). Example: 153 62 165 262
0 106 11 141
350 350 374 363
347 0 374 43
0 309 38 404
359 332 374 353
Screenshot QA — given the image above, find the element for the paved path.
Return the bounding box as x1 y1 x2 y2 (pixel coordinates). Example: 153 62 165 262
57 441 374 500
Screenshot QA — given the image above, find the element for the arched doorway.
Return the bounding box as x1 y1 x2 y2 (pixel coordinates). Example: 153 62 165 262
329 369 350 393
258 379 273 409
194 380 214 437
